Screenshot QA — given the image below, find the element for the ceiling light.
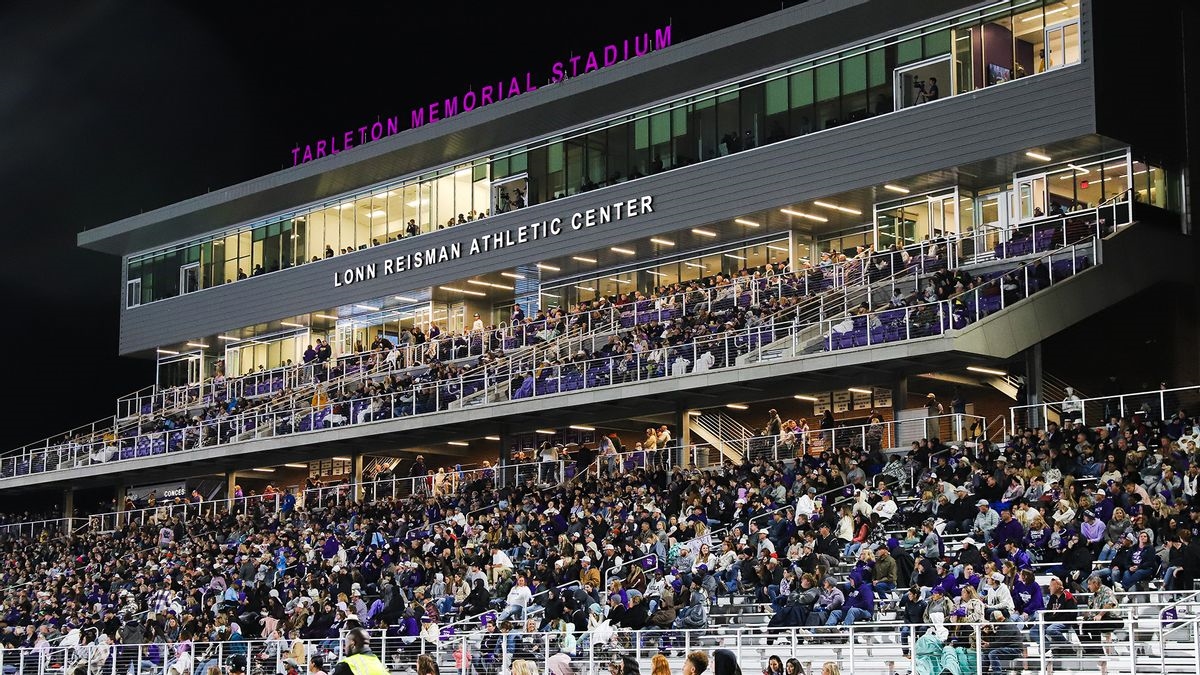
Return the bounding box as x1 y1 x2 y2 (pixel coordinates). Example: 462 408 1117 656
724 254 747 261
448 441 470 447
780 209 828 222
217 335 239 341
500 272 526 279
1022 5 1070 20
611 278 632 284
439 286 465 293
394 295 418 303
726 403 749 410
687 411 703 416
185 342 209 349
734 218 761 227
794 395 819 402
537 263 561 271
535 429 557 435
281 321 304 328
284 463 309 468
333 457 352 461
467 279 491 287
540 292 560 298
814 200 863 215
1067 164 1090 174
575 285 596 292
462 289 486 296
315 314 338 320
650 237 675 246
848 387 873 394
691 228 717 237
685 262 706 269
611 247 636 255
883 184 910 194
647 271 667 277
767 245 789 252
156 348 180 355
369 210 387 218
1025 151 1052 162
569 425 595 431
572 256 598 263
967 365 1008 376
253 468 276 473
355 304 380 311
485 435 501 441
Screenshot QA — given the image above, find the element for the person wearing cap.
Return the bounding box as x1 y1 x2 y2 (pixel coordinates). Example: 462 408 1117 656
873 490 898 522
1030 575 1077 653
812 577 844 625
972 499 999 543
983 571 1014 619
873 546 898 593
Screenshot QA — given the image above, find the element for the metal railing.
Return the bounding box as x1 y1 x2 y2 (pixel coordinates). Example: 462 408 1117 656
1011 383 1200 431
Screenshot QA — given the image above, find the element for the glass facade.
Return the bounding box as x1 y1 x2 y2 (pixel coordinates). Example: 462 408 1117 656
125 0 1082 308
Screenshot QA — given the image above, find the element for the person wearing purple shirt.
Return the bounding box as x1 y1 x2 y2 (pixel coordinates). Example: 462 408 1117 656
1080 510 1107 546
1011 567 1044 629
1093 491 1115 523
996 540 1033 571
1025 522 1053 553
824 576 875 625
931 561 960 599
990 509 1025 549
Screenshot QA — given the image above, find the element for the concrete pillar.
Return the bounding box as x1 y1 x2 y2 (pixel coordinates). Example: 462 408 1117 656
498 423 515 487
891 376 909 417
352 453 365 499
63 489 75 520
114 484 126 512
226 472 238 506
675 404 691 469
1025 343 1044 429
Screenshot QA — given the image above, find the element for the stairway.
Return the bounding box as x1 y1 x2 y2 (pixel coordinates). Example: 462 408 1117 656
689 412 759 464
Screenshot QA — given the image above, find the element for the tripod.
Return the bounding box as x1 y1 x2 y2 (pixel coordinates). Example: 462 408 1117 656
913 84 929 105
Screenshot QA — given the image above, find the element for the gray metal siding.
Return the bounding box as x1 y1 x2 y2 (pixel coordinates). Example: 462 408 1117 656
82 0 994 256
119 65 1096 354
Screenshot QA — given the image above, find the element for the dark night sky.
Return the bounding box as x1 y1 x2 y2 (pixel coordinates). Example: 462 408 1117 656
0 2 795 447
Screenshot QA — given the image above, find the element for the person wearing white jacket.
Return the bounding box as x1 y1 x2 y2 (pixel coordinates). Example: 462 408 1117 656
983 571 1015 617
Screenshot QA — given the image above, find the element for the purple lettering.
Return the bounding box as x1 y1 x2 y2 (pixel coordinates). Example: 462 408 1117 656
481 85 494 105
411 108 425 128
551 62 565 83
462 89 477 111
496 80 504 100
584 51 599 73
344 130 355 151
603 44 618 67
569 55 582 77
508 76 521 98
635 33 650 56
316 139 327 158
429 101 440 122
386 116 399 136
358 125 369 144
292 147 301 166
525 71 536 92
443 96 458 118
655 25 672 50
624 39 629 61
371 121 383 140
302 145 313 163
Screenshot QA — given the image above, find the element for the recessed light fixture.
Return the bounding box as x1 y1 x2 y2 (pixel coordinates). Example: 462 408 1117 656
724 254 747 260
535 429 557 435
691 228 717 237
217 335 239 341
500 272 526 279
780 209 828 223
284 463 309 468
185 342 209 349
685 262 706 269
253 467 276 473
734 218 761 227
647 271 667 277
1025 151 1052 162
767 245 790 252
610 278 632 284
569 425 595 431
537 263 561 271
1067 164 1091 174
883 184 910 194
439 286 465 293
848 387 873 394
574 285 596 292
650 237 675 246
467 280 491 287
793 395 819 402
355 304 380 311
157 348 180 355
687 410 703 416
814 200 863 215
726 403 749 410
394 295 418 303
967 365 1008 376
448 441 470 447
540 292 560 298
611 246 636 255
333 457 352 461
315 314 338 320
281 321 304 328
572 256 598 263
485 435 501 441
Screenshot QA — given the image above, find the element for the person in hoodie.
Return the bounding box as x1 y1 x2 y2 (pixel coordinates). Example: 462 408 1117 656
811 577 844 626
713 649 742 675
1010 567 1044 630
824 575 874 625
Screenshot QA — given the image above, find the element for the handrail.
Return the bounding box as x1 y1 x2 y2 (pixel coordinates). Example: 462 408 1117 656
1011 382 1200 431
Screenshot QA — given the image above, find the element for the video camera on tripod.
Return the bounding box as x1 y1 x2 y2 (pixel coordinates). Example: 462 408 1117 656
912 78 929 104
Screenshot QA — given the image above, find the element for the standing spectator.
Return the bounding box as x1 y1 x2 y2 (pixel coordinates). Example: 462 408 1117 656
924 393 944 441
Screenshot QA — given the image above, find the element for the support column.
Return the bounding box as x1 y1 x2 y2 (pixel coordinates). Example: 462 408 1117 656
498 423 515 488
352 453 365 500
1025 343 1044 429
226 472 238 506
63 489 75 520
890 376 909 418
675 404 691 469
114 484 126 512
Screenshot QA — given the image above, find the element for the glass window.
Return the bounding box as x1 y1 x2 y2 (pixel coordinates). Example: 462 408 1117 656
897 36 923 65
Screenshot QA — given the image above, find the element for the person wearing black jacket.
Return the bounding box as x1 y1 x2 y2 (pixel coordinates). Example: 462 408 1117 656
1031 576 1077 653
955 537 985 573
1051 532 1095 592
897 586 927 657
